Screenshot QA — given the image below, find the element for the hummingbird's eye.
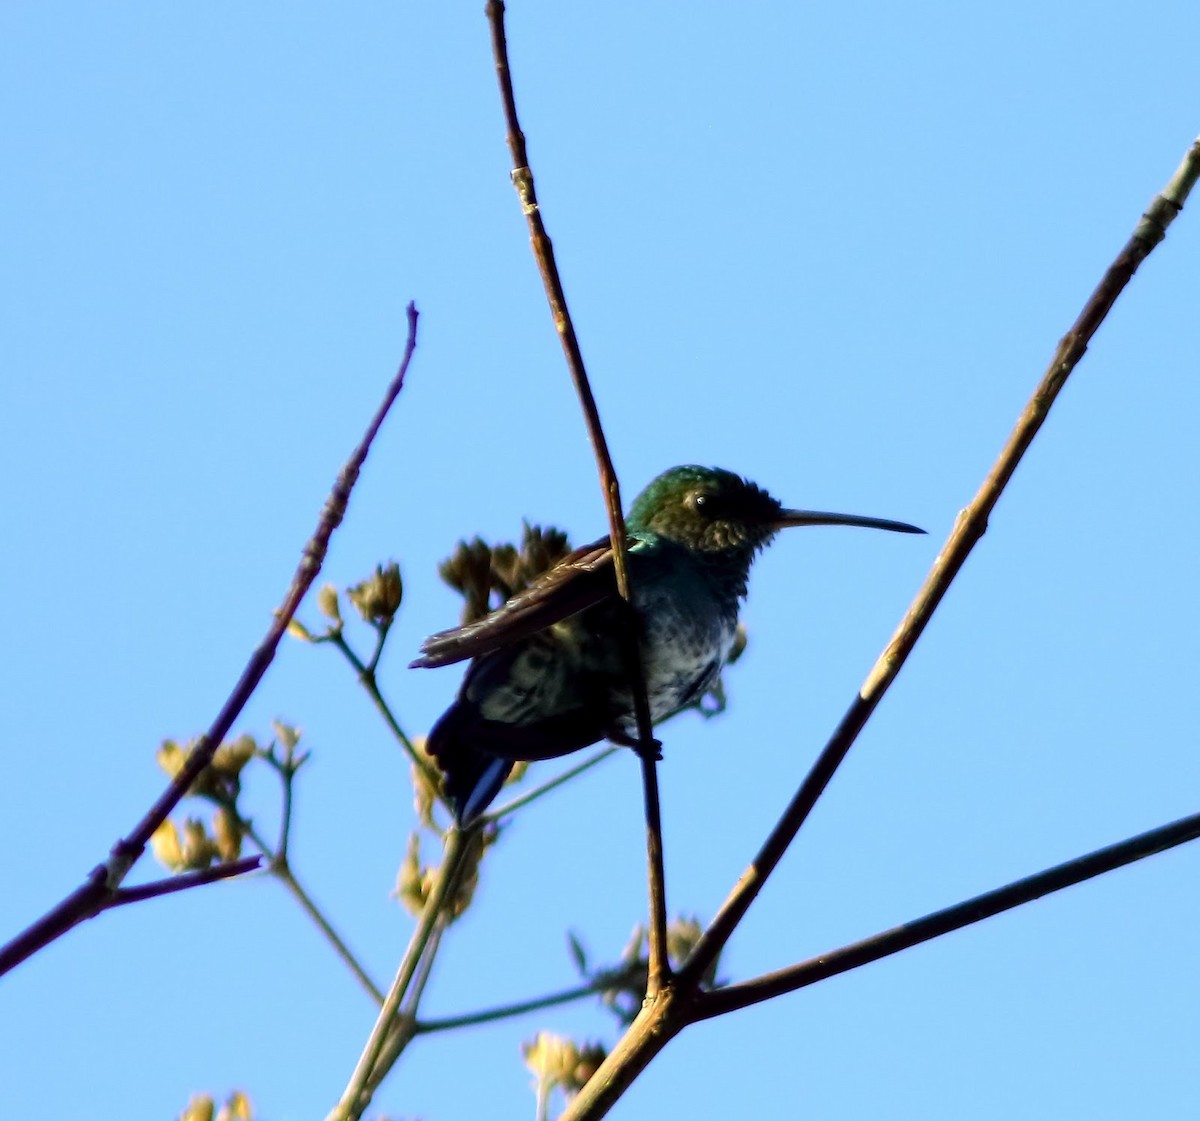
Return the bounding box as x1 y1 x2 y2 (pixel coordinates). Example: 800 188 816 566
691 491 714 514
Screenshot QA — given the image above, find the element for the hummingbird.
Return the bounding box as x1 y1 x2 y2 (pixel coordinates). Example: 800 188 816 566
412 465 924 825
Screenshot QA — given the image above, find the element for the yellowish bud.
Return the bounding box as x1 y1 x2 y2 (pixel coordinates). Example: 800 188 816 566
212 806 243 862
286 618 315 642
215 1090 253 1121
522 1031 578 1086
180 1095 215 1121
156 740 187 779
271 721 301 754
180 817 217 870
394 833 429 917
212 734 256 778
316 583 342 624
151 820 185 872
348 562 403 625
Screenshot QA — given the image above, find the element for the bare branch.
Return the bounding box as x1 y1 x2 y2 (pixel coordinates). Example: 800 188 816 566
107 857 263 908
560 133 1200 1121
0 303 420 978
484 0 669 993
695 809 1200 1020
676 136 1200 991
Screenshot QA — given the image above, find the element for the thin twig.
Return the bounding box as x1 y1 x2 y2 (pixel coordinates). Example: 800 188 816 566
0 305 418 978
274 862 385 1006
107 857 264 907
328 630 440 791
367 618 392 676
483 747 619 824
259 743 301 863
415 978 616 1035
694 809 1200 1019
675 136 1200 992
326 827 470 1121
242 821 385 1006
484 0 669 997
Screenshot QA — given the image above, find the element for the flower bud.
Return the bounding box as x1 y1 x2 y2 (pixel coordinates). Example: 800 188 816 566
348 562 403 625
286 618 315 642
316 583 342 624
212 734 256 779
180 817 217 870
212 806 243 862
151 820 184 872
215 1090 253 1121
179 1095 215 1121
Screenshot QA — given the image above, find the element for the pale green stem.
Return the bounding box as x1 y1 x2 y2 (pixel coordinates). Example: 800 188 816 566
415 977 613 1034
534 1078 551 1121
326 827 469 1121
244 822 384 1006
483 748 618 824
328 631 442 792
360 922 447 1097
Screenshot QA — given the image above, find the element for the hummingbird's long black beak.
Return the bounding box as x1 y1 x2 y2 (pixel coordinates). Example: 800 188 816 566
773 509 926 535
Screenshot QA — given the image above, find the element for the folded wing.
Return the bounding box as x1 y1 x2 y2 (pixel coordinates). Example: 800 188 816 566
410 535 635 668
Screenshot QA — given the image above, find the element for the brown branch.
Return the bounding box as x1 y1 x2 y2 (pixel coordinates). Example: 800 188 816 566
485 0 669 994
560 134 1200 1121
674 135 1200 992
694 809 1200 1020
0 303 420 978
107 856 264 908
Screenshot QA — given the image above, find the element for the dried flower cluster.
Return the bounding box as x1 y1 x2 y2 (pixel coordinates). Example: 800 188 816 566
438 523 572 625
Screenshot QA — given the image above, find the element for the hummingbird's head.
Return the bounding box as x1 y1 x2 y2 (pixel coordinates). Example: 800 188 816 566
628 465 925 556
629 466 786 554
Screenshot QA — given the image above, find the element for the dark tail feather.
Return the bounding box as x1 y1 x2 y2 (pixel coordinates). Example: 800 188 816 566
426 702 513 827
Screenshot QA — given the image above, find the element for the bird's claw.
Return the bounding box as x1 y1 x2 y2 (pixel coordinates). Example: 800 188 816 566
640 737 664 762
608 728 663 760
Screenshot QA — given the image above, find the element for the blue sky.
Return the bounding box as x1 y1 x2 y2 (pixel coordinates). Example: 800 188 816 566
2 4 1198 1119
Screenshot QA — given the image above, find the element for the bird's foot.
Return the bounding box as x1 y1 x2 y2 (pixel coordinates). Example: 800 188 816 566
608 727 663 761
640 738 664 762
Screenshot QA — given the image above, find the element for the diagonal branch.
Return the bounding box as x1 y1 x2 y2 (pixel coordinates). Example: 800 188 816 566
485 0 669 994
0 303 420 979
694 808 1200 1020
107 857 264 908
675 135 1200 991
559 133 1200 1121
327 630 443 795
240 817 385 1007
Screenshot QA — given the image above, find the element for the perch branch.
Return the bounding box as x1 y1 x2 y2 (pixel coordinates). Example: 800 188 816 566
485 0 668 993
676 136 1200 991
695 808 1200 1018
